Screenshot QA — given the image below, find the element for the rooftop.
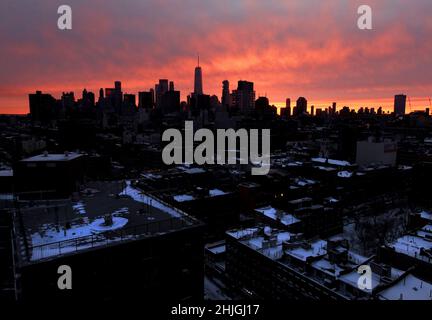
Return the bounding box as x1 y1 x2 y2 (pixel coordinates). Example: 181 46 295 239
339 266 404 294
311 250 368 278
312 157 352 167
21 152 83 162
378 274 432 300
173 188 229 203
0 169 13 177
226 226 424 300
388 234 432 264
15 180 199 265
255 206 300 226
206 241 226 255
284 239 327 262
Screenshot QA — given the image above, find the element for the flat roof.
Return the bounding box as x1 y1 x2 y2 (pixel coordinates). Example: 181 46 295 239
255 206 300 226
206 242 226 255
15 180 198 264
419 211 432 221
312 157 352 167
0 169 13 177
311 250 368 277
173 188 229 202
284 239 327 262
243 230 292 261
339 266 404 293
378 274 432 300
389 235 432 264
21 153 83 162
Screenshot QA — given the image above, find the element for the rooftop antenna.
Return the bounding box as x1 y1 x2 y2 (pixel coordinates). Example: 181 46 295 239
197 54 200 67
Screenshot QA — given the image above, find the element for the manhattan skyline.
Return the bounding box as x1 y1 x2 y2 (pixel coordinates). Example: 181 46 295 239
1 0 432 114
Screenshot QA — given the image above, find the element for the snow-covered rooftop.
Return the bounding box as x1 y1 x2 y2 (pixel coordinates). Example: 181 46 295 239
378 274 432 300
339 266 404 293
284 239 327 261
174 194 195 202
419 211 432 222
338 171 353 178
388 235 432 264
312 157 352 167
178 166 206 174
21 152 83 162
0 169 13 177
311 250 368 277
255 206 300 226
16 180 197 264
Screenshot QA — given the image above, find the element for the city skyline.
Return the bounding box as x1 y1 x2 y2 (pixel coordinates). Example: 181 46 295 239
1 0 432 114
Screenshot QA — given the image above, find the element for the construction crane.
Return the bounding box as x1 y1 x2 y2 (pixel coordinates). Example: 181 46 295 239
408 97 412 113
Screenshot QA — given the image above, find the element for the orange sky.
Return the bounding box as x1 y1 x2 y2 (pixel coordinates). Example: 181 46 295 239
1 0 431 114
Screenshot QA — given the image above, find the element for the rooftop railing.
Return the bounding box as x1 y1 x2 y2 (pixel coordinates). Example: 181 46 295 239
26 215 198 264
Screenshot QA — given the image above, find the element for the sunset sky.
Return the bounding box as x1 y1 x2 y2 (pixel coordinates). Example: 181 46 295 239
1 0 431 114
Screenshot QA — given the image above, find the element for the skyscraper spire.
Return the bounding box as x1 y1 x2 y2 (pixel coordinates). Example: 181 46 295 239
194 55 203 95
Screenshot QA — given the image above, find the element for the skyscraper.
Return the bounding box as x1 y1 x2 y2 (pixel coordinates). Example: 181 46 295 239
112 81 123 114
232 80 255 113
155 79 169 108
194 56 203 95
294 97 307 116
29 90 57 123
138 91 154 109
394 94 407 116
286 98 291 110
115 81 121 92
222 80 231 108
98 88 104 101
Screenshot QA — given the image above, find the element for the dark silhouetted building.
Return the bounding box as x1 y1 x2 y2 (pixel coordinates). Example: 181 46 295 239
194 57 203 95
11 181 204 302
394 94 407 116
138 91 154 109
29 91 57 123
232 81 255 113
222 80 231 109
155 79 169 108
15 152 85 198
161 89 181 114
294 97 307 116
